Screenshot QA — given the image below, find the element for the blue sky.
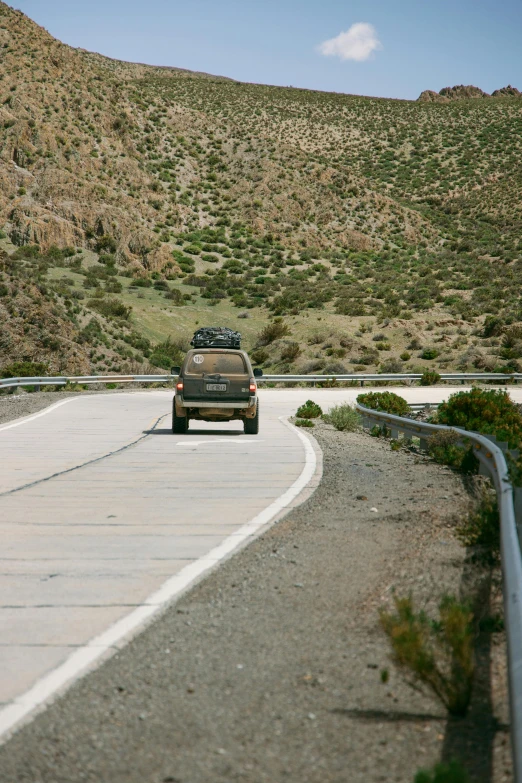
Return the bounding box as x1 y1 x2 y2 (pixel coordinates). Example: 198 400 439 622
13 0 522 100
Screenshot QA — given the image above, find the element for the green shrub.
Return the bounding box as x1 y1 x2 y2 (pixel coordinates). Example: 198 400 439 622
420 369 441 386
87 297 131 320
400 351 411 361
457 487 499 556
357 391 410 416
380 594 474 716
421 347 439 360
95 234 117 254
437 388 522 448
257 318 290 346
183 244 201 255
427 430 477 473
149 337 186 370
296 400 323 419
295 418 314 428
323 404 360 432
250 348 269 365
164 288 184 305
482 316 504 338
1 361 49 378
414 760 470 783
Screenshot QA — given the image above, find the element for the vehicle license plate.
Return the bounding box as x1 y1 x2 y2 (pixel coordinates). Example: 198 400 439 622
206 383 227 392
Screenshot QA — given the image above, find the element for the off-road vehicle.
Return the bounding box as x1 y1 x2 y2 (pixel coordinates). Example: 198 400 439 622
171 328 262 435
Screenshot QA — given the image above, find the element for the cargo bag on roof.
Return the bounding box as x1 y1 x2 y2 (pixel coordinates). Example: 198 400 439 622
190 326 241 349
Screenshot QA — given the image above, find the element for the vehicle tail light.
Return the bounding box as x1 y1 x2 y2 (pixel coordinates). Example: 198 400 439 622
249 379 256 393
176 381 184 391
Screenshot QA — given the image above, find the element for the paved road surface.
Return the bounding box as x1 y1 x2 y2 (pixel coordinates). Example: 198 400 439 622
1 385 521 740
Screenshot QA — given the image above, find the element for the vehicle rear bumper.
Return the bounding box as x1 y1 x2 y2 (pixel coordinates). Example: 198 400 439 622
176 394 256 410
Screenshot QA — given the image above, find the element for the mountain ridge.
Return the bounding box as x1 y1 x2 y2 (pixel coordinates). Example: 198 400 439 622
0 1 521 379
418 84 521 102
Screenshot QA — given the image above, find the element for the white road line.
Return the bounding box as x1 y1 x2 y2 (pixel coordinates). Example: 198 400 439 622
0 398 80 433
0 417 318 744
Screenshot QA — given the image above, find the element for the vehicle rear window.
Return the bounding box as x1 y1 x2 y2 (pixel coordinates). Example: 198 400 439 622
186 353 246 375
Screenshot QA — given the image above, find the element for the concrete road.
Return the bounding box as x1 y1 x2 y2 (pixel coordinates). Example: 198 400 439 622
0 385 521 740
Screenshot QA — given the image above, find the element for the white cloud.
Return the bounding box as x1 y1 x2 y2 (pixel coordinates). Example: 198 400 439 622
318 22 382 62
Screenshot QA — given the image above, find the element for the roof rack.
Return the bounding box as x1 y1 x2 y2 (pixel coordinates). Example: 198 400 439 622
190 326 242 350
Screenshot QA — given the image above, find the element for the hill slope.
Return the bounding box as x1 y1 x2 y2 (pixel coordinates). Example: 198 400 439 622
1 2 521 378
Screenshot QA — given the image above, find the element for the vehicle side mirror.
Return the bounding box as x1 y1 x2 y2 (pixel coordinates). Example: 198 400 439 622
171 366 180 375
253 368 263 378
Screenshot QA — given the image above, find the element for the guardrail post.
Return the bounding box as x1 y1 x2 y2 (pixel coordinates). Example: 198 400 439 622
360 380 365 387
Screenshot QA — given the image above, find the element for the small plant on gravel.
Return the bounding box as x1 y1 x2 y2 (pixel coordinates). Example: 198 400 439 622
420 369 441 386
322 403 360 432
295 418 314 428
414 760 470 783
457 486 500 557
421 347 440 360
357 391 410 416
427 430 476 472
380 594 474 716
296 400 323 419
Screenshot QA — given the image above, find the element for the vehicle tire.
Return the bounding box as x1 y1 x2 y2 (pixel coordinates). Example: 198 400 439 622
172 403 188 434
244 401 259 435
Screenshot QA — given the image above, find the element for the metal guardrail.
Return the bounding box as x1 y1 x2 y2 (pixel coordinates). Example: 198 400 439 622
0 374 174 390
1 371 521 391
260 372 522 385
356 402 522 781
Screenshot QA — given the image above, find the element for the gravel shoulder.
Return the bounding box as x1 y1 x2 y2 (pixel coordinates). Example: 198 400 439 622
0 417 511 782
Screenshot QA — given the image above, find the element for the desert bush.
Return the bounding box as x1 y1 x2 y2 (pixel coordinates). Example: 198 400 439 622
322 404 360 432
295 418 314 428
420 369 441 386
400 351 411 361
421 347 439 360
457 486 499 556
281 342 301 361
380 358 403 373
95 235 117 254
427 430 476 472
250 348 269 365
357 391 410 416
296 400 323 419
437 388 522 448
380 594 474 716
164 288 184 305
87 298 131 320
414 760 469 783
300 360 325 374
257 319 290 345
482 316 504 338
149 337 186 370
1 360 49 378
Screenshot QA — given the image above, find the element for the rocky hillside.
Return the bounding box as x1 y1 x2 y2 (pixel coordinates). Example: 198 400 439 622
1 2 522 378
419 84 521 102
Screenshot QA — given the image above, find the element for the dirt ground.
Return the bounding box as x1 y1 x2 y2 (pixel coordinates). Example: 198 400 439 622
0 409 512 782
